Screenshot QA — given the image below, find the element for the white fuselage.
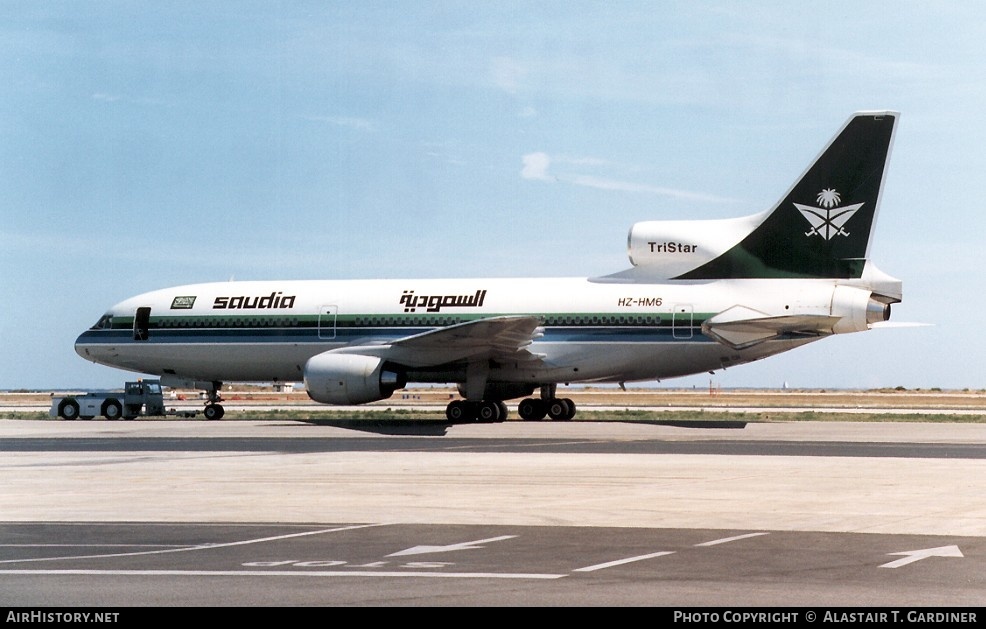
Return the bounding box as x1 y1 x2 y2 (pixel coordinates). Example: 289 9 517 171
75 276 854 388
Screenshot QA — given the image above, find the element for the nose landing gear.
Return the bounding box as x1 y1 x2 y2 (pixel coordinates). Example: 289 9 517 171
203 382 225 420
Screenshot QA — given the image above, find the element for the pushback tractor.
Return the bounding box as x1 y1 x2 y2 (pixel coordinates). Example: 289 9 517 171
50 379 199 420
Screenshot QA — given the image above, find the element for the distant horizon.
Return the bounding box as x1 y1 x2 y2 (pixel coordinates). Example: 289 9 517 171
2 383 977 395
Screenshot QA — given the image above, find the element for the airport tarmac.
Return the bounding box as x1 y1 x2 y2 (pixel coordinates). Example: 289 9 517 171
1 417 986 533
2 415 986 606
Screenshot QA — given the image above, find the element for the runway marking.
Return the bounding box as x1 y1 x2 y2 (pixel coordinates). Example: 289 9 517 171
573 551 675 572
572 532 769 572
880 545 964 569
694 532 770 547
572 532 770 572
0 544 183 548
0 569 566 580
0 524 386 565
388 535 517 556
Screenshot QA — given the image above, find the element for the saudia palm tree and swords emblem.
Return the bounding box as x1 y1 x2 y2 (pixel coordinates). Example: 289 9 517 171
794 188 864 240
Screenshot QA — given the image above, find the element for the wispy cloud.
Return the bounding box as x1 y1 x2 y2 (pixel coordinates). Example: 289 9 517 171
520 152 734 203
520 152 553 181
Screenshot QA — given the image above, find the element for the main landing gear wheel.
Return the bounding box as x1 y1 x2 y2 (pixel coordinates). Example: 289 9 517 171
517 398 547 421
445 400 507 423
446 400 471 422
518 397 576 420
477 401 504 423
548 398 576 420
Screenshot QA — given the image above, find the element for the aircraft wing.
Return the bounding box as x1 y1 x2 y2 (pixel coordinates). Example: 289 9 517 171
330 315 545 367
703 305 840 350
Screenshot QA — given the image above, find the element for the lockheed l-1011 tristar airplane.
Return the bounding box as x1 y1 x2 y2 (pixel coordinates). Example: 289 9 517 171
75 111 903 422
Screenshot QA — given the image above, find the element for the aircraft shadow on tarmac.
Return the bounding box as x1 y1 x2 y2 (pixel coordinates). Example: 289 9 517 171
295 418 748 436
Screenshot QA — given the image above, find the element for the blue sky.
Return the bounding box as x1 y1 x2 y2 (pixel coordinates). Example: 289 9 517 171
1 1 983 391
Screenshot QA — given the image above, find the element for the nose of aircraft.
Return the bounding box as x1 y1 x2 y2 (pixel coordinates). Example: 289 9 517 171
75 312 117 363
74 327 111 365
75 330 93 361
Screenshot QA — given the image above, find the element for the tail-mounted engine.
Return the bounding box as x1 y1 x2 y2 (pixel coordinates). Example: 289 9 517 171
831 285 891 334
626 214 764 278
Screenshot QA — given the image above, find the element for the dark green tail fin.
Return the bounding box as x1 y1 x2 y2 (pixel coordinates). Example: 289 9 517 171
676 111 898 279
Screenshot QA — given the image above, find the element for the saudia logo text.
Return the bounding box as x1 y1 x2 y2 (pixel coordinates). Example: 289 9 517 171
794 188 864 241
213 292 297 309
400 289 487 313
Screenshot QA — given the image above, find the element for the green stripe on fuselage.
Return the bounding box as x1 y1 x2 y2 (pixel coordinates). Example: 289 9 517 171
107 311 711 331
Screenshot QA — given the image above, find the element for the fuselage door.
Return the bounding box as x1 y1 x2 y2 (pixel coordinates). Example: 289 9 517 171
318 305 337 340
133 307 151 341
672 304 693 339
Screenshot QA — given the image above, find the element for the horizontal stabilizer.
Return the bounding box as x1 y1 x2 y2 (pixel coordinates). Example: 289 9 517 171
868 321 933 329
703 305 840 350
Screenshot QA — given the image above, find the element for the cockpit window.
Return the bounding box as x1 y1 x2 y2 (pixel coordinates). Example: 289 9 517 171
90 314 114 330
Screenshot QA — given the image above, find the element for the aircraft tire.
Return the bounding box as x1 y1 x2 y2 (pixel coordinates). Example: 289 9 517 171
560 398 576 420
58 398 80 421
102 399 123 421
477 401 501 423
446 400 473 423
518 398 547 421
203 404 225 420
547 398 572 420
496 401 509 422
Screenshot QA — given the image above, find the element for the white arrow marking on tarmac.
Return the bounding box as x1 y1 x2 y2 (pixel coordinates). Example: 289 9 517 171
387 535 518 557
879 545 964 569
